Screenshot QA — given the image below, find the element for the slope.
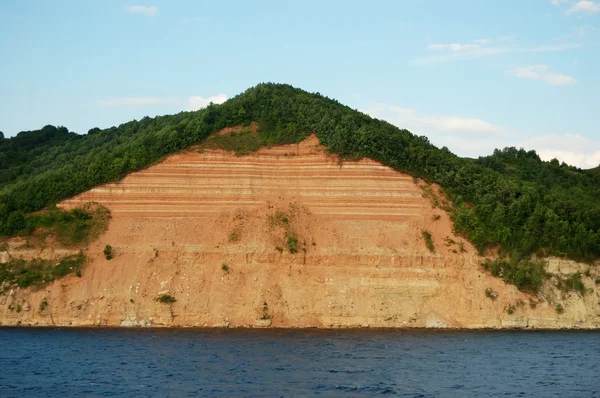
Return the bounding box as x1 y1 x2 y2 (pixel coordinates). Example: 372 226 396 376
0 83 599 283
2 136 598 328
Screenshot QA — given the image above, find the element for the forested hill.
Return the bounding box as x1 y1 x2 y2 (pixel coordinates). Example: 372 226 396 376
1 83 599 263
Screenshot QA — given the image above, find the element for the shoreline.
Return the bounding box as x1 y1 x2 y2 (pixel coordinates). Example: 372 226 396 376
2 324 600 332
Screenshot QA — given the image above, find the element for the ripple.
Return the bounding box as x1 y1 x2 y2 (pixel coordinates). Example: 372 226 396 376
0 329 599 397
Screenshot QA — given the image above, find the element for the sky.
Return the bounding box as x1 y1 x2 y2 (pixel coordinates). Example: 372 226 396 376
0 0 599 168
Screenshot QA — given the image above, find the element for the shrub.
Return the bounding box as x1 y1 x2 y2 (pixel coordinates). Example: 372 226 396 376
39 299 48 312
260 301 271 320
103 244 113 260
228 231 240 243
485 288 499 300
564 273 586 296
287 234 298 254
221 263 230 273
156 294 176 304
481 257 547 294
422 230 435 253
0 253 85 291
506 304 516 315
432 214 441 221
555 304 564 314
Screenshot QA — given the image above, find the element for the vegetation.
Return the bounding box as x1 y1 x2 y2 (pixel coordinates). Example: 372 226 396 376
228 230 240 243
0 252 85 291
556 272 586 296
1 204 110 246
506 304 516 315
481 257 547 293
221 263 230 273
286 234 299 254
103 244 113 260
1 83 599 290
260 301 271 320
485 288 499 301
200 129 262 156
39 299 48 312
555 304 565 314
422 230 435 253
156 294 176 304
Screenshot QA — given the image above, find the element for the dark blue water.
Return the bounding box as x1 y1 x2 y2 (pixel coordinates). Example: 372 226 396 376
0 329 599 397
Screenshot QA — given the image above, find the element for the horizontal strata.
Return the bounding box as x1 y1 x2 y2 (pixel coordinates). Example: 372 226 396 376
63 142 428 222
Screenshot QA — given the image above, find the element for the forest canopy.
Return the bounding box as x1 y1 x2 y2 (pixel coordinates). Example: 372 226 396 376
0 83 599 263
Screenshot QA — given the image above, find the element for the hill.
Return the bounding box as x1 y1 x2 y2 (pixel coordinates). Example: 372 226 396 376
1 135 598 328
2 83 599 263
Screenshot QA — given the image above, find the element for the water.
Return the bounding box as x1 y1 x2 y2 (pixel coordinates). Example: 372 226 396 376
0 329 599 397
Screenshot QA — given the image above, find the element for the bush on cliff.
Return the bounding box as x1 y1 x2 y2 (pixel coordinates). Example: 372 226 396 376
0 83 598 289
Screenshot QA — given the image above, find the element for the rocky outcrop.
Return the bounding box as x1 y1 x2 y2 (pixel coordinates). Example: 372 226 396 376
1 136 599 328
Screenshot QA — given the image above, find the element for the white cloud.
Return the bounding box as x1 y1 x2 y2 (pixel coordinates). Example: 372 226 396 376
526 43 581 52
187 94 228 111
99 97 177 107
511 65 576 85
521 134 600 169
551 0 570 5
363 102 599 168
363 103 506 136
124 5 158 16
567 1 600 14
414 39 580 65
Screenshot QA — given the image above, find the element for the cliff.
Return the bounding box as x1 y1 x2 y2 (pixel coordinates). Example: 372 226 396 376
1 136 599 328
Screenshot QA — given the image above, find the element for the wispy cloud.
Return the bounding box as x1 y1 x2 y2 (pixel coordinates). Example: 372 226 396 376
550 0 570 5
363 103 506 136
413 39 581 65
99 97 177 107
363 101 598 168
124 5 158 16
510 65 577 85
99 94 229 109
567 1 600 14
187 94 228 111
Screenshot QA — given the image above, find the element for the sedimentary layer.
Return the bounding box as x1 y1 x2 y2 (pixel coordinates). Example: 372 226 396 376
1 136 598 328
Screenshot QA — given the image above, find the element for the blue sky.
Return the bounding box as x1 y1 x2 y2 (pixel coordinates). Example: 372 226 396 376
1 0 599 168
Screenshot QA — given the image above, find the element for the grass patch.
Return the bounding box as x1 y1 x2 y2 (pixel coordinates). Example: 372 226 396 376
0 252 85 292
268 209 303 254
26 204 111 246
420 185 439 208
156 294 176 304
481 256 547 294
200 130 262 156
556 272 586 296
422 230 435 253
268 211 289 227
286 233 299 254
228 230 241 243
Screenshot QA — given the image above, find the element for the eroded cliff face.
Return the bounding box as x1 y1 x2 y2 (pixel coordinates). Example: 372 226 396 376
1 136 599 328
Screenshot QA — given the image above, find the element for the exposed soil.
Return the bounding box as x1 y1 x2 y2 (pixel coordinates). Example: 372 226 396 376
1 135 598 328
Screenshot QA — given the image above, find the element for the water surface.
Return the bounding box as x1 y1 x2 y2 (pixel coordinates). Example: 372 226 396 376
0 328 599 397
